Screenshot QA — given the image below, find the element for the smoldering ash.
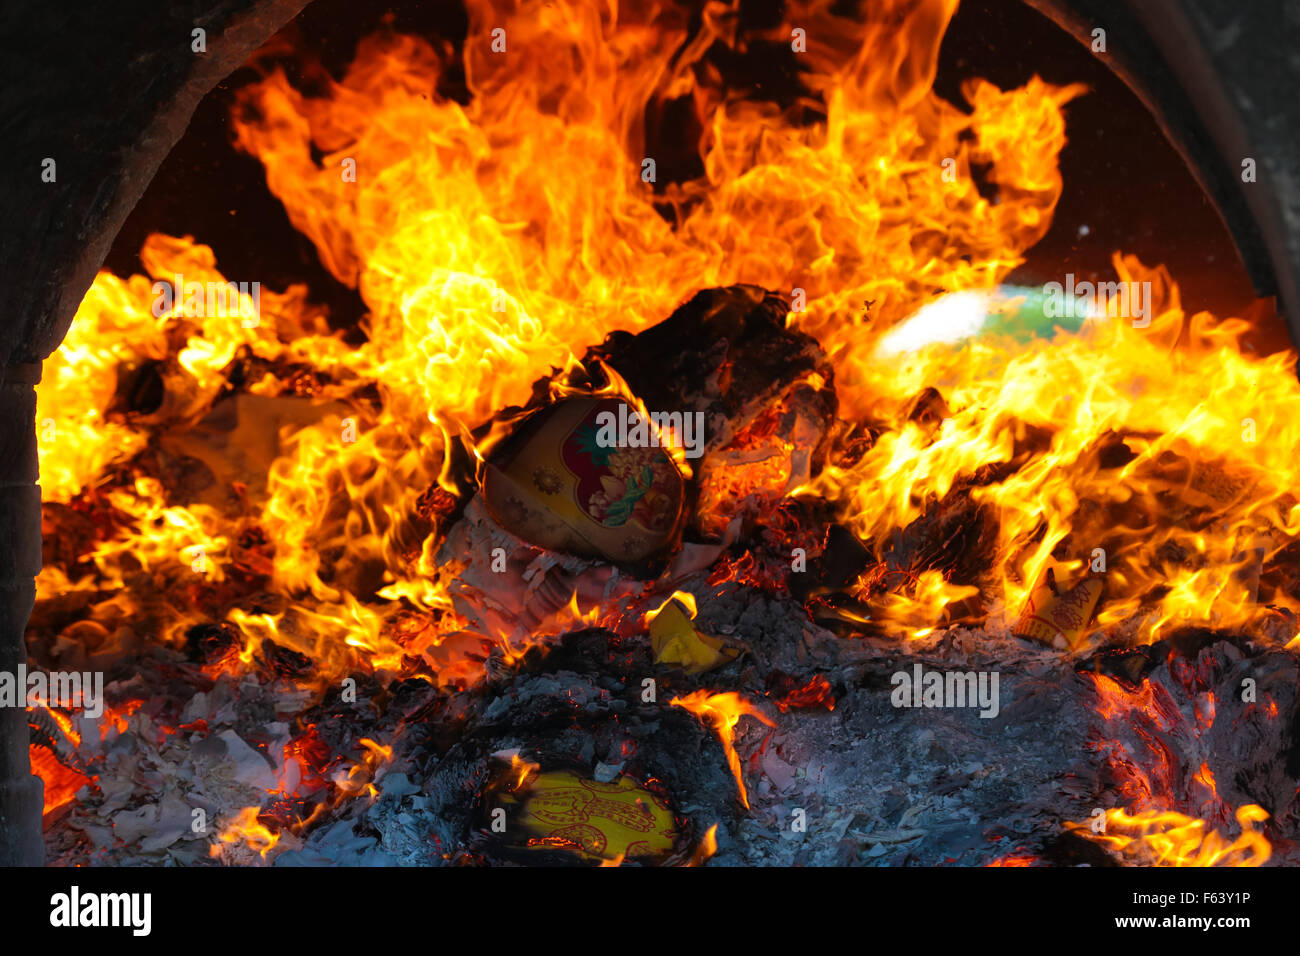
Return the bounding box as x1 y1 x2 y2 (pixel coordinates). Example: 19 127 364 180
890 663 1001 719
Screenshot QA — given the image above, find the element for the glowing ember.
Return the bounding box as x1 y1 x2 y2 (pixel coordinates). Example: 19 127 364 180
29 745 93 816
770 674 836 713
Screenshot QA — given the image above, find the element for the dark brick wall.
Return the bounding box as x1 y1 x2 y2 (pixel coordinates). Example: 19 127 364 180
1025 0 1300 331
0 365 42 865
0 0 306 866
0 0 309 369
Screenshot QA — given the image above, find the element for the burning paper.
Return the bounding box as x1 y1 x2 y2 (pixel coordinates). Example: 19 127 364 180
483 397 686 564
1013 569 1103 650
647 593 741 675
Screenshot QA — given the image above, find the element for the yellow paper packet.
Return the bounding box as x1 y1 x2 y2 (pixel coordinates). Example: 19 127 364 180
1014 570 1102 650
512 770 678 863
649 599 741 674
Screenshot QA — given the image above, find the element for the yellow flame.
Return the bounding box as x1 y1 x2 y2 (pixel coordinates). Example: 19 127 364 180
685 823 720 866
1066 805 1271 867
39 0 1300 694
671 690 774 809
210 806 281 860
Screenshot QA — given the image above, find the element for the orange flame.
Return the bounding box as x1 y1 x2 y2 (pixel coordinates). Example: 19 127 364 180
684 823 720 866
645 589 699 625
37 0 1300 700
210 806 281 860
670 690 774 809
808 250 1300 643
506 753 541 791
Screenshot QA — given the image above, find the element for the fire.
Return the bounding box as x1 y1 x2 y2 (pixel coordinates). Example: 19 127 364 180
358 737 393 764
32 0 1300 862
506 753 540 791
39 0 1249 689
547 359 698 480
102 700 143 738
685 823 720 866
328 736 396 801
1066 804 1271 867
210 806 282 860
866 569 980 640
281 725 334 793
810 251 1300 644
548 589 609 633
670 690 774 809
646 590 699 624
1088 672 1167 725
1081 660 1275 866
